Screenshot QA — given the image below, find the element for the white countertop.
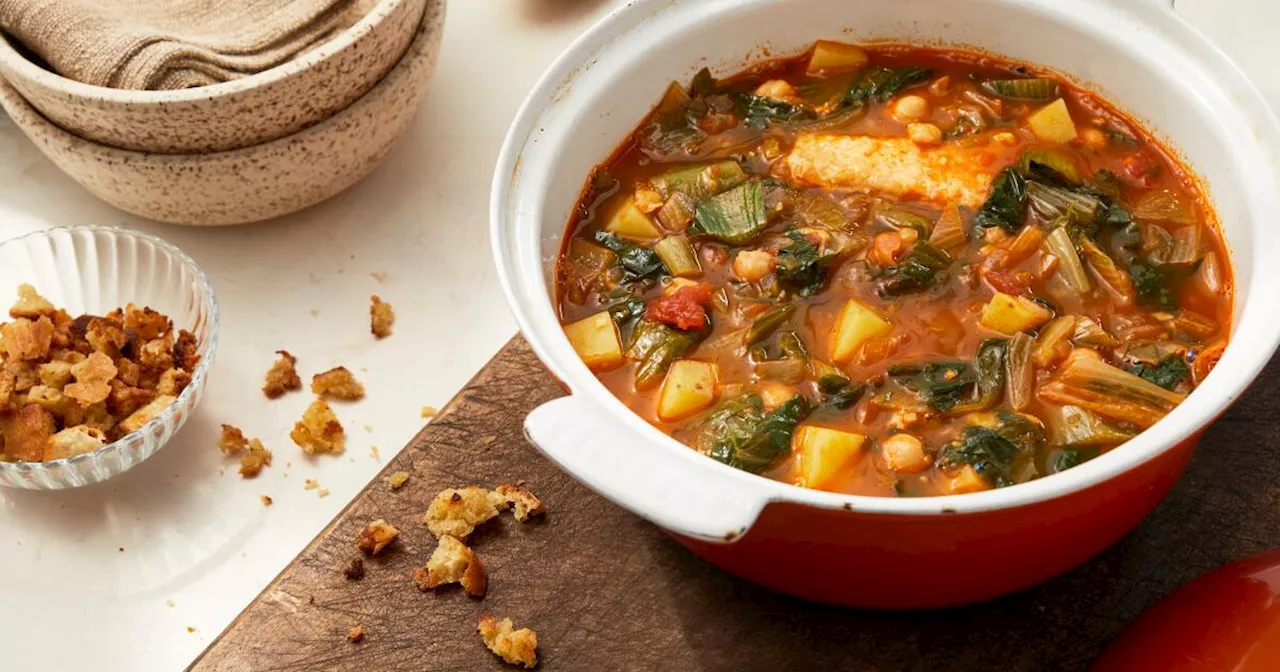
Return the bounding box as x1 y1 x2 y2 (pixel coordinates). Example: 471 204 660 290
0 1 1274 669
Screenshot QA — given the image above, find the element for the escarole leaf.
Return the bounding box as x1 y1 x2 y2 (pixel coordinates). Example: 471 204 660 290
875 242 952 297
1038 350 1185 428
691 181 767 244
950 339 1009 414
593 231 666 283
627 319 706 390
701 395 812 473
975 167 1028 232
845 66 933 107
731 93 816 128
982 77 1060 101
776 230 837 297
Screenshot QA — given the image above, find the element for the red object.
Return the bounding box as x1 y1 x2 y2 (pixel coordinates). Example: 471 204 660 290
675 433 1199 609
1094 548 1280 671
647 284 713 330
1121 152 1161 188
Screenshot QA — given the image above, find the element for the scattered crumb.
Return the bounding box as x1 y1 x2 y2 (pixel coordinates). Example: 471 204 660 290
308 595 316 605
420 405 437 419
343 557 365 581
187 626 196 634
238 439 272 477
218 424 248 454
304 478 319 490
118 547 124 552
421 487 502 539
414 535 487 597
370 272 389 284
364 424 373 433
386 471 410 490
493 482 545 522
311 366 365 401
309 309 320 318
347 625 365 643
370 445 380 461
478 615 538 668
260 495 273 506
262 350 302 399
356 519 399 555
291 398 345 454
166 599 175 607
370 295 394 339
318 488 330 498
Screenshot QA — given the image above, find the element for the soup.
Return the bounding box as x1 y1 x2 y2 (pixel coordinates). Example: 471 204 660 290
554 41 1231 497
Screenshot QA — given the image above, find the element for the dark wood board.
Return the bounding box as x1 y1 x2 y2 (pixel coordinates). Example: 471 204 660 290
191 336 1280 672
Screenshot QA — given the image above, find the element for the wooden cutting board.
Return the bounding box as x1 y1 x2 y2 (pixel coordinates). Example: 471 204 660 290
191 336 1280 671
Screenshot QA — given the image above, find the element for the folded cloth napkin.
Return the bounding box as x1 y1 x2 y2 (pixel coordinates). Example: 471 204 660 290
0 0 368 90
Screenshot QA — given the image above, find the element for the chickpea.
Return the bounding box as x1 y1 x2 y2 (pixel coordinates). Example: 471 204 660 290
754 79 802 104
634 187 663 213
892 94 931 122
1080 127 1108 150
731 249 776 283
883 434 930 473
907 122 943 147
992 131 1017 146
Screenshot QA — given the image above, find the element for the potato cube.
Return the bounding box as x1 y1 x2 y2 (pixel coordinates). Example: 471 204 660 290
656 360 718 422
1027 99 1078 144
829 299 893 363
979 292 1053 335
605 199 661 240
563 312 624 372
944 465 990 495
806 40 868 75
794 426 865 490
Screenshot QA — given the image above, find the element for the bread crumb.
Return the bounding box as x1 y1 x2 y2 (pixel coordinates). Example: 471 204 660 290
370 272 389 284
118 394 177 434
420 405 437 419
478 615 538 668
347 625 364 643
386 471 410 490
356 519 399 555
370 445 380 461
493 482 545 522
238 439 272 477
260 495 273 506
318 488 330 498
304 478 319 490
218 424 248 454
311 366 365 401
370 295 394 339
413 535 486 597
187 626 195 634
9 284 56 319
343 557 365 581
291 398 345 454
262 350 301 399
44 425 107 460
421 487 502 539
166 599 175 607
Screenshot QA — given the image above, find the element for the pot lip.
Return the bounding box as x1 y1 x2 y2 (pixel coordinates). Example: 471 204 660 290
492 0 1280 517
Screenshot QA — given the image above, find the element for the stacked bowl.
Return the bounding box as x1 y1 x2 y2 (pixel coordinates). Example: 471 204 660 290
0 0 446 226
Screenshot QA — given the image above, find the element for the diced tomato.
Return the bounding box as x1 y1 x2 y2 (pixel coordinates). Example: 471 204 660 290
1121 152 1161 188
647 283 714 330
981 267 1029 295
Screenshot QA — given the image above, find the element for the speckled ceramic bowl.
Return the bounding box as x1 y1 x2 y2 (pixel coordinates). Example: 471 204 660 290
0 1 444 226
0 0 426 154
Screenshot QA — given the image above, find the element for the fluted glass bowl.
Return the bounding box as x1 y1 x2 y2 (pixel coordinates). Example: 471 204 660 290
0 227 218 489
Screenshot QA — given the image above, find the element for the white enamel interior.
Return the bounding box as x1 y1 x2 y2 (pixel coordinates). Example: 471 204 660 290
494 0 1280 540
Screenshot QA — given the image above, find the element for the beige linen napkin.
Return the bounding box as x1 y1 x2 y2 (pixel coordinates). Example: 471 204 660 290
0 0 369 90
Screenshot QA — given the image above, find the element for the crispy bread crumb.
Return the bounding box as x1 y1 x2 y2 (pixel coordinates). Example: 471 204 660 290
0 317 54 361
318 488 330 498
421 487 501 539
44 425 107 460
291 398 345 454
219 424 248 454
413 535 486 597
346 625 364 643
420 405 437 419
343 557 365 581
260 495 273 506
356 519 399 555
311 366 365 400
9 284 56 319
118 395 176 434
262 350 301 399
478 615 538 668
238 439 272 477
493 482 545 522
370 295 394 339
304 478 319 490
369 445 380 461
386 471 410 490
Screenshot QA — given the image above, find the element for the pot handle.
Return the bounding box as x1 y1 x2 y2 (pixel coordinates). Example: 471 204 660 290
524 395 769 542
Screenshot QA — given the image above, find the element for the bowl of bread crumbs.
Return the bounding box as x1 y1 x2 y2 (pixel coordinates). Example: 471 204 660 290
0 227 217 489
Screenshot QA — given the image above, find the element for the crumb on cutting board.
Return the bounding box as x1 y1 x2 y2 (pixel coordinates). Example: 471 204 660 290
344 557 365 581
478 615 538 668
493 482 545 522
347 625 364 643
262 350 301 399
370 295 394 338
386 471 410 490
413 535 486 597
356 519 399 555
421 487 502 539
